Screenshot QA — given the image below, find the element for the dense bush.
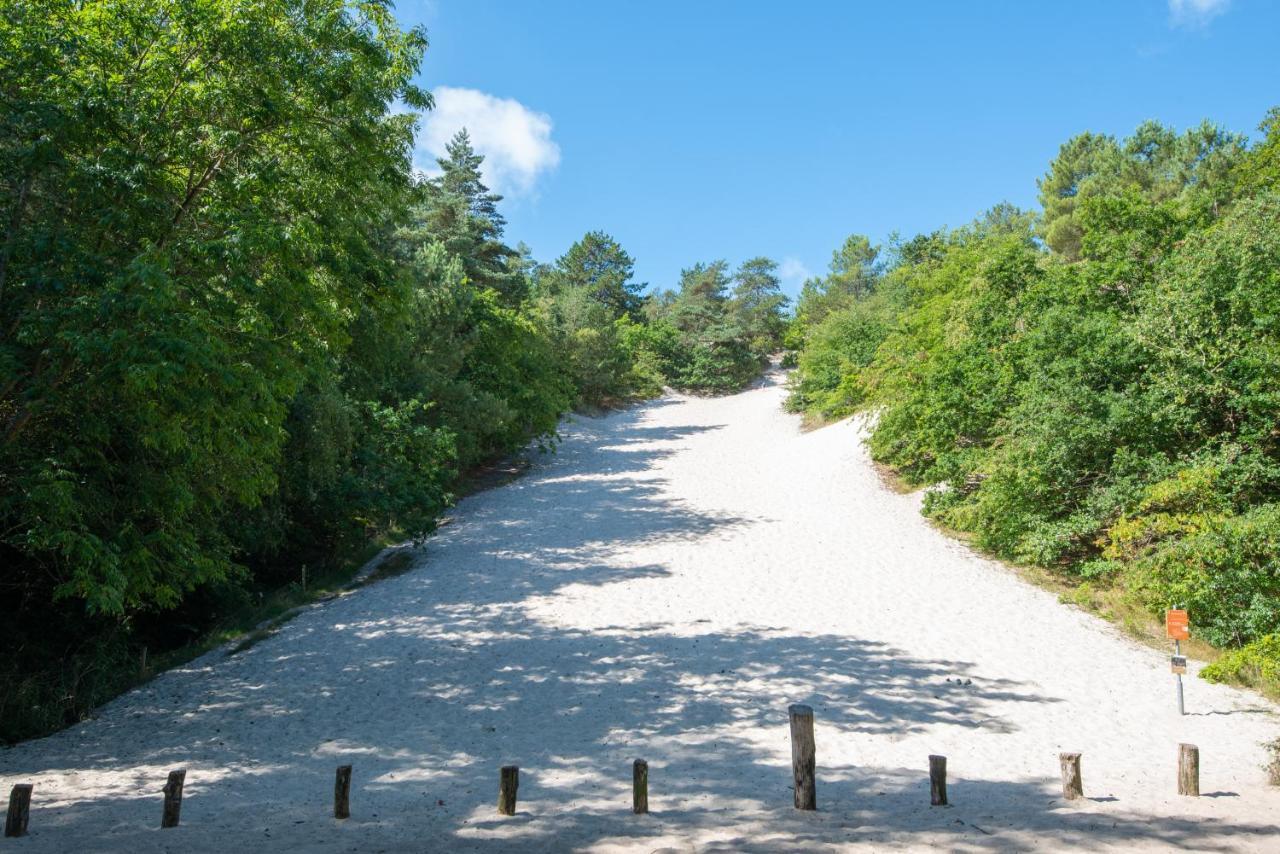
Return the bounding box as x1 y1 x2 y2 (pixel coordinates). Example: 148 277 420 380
787 112 1280 681
0 0 790 742
643 258 788 394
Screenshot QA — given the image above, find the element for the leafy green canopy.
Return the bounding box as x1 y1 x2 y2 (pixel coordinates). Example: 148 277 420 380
1 0 429 615
0 0 580 743
788 112 1280 657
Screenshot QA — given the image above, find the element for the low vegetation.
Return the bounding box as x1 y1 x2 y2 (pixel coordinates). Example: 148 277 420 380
787 109 1280 693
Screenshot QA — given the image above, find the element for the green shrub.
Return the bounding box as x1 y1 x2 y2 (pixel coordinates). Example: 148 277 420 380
1202 634 1280 693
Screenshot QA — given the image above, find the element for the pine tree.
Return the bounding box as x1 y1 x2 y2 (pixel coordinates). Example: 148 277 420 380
416 130 525 302
545 231 644 318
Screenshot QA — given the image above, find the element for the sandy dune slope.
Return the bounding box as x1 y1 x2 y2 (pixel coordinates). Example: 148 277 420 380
3 369 1279 852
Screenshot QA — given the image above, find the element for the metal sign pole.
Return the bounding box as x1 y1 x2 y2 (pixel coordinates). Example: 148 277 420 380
1174 638 1185 716
1166 607 1189 716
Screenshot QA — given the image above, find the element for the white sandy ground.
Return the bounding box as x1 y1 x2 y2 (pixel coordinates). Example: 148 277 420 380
4 369 1280 853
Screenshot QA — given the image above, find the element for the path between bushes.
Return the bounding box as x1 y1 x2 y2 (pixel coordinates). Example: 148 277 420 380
3 368 1279 851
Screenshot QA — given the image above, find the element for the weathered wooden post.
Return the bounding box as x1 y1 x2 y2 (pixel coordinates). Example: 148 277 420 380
4 784 32 838
161 769 186 828
789 704 816 810
334 765 352 819
498 765 519 815
1059 753 1083 800
929 755 948 806
632 759 648 814
1178 744 1200 796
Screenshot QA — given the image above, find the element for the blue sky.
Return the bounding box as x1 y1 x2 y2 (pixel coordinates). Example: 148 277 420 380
397 0 1280 297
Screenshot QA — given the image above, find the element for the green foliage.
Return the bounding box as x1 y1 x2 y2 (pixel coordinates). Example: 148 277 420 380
1121 503 1280 647
789 111 1280 685
644 260 780 394
540 230 645 318
1038 121 1245 259
794 234 881 327
1 0 429 617
538 239 788 402
410 130 527 304
787 298 891 419
1202 633 1280 694
0 0 574 743
1234 108 1280 195
731 257 789 354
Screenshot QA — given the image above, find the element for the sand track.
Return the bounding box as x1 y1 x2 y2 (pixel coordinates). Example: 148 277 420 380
3 369 1279 851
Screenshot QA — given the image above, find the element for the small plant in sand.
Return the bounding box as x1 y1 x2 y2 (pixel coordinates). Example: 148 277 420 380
1264 738 1280 786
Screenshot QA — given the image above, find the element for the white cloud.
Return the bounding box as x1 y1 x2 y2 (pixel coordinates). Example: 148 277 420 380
1168 0 1230 27
410 86 560 196
778 257 813 286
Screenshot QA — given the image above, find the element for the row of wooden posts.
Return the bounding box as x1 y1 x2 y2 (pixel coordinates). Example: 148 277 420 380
1 758 648 837
1 704 1205 838
788 704 1205 809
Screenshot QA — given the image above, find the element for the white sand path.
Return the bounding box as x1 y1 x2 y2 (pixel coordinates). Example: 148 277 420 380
3 368 1280 852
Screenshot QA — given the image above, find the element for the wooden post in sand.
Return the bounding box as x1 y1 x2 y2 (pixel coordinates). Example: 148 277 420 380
929 755 948 806
161 769 186 828
632 759 648 814
334 765 352 818
1059 753 1083 800
789 704 816 810
498 765 519 815
1178 744 1200 796
4 784 32 838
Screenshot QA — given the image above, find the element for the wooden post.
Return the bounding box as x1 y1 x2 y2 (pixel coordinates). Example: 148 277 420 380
334 765 352 819
4 784 32 838
789 704 816 810
498 765 519 816
161 769 186 828
1179 744 1200 796
1059 753 1083 800
929 755 948 806
632 759 648 814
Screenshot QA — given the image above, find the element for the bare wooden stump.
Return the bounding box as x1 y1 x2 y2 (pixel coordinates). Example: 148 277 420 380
1179 744 1200 797
5 784 32 838
1059 752 1083 801
498 765 519 816
789 704 816 810
929 755 948 806
161 769 186 828
334 765 352 819
632 759 648 814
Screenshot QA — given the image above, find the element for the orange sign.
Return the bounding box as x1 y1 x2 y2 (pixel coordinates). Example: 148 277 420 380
1166 609 1190 640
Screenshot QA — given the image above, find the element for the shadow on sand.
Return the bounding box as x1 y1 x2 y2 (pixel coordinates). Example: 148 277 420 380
2 402 1277 851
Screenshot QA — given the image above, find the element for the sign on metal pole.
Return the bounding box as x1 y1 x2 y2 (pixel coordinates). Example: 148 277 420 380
1166 608 1189 715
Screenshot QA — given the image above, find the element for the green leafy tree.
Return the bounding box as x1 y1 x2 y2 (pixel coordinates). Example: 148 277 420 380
0 0 428 616
1235 107 1280 195
542 230 644 318
731 257 789 352
1039 121 1245 258
795 235 880 327
538 232 648 404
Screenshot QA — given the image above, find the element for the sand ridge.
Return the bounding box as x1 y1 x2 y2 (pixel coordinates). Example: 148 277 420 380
3 368 1279 851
